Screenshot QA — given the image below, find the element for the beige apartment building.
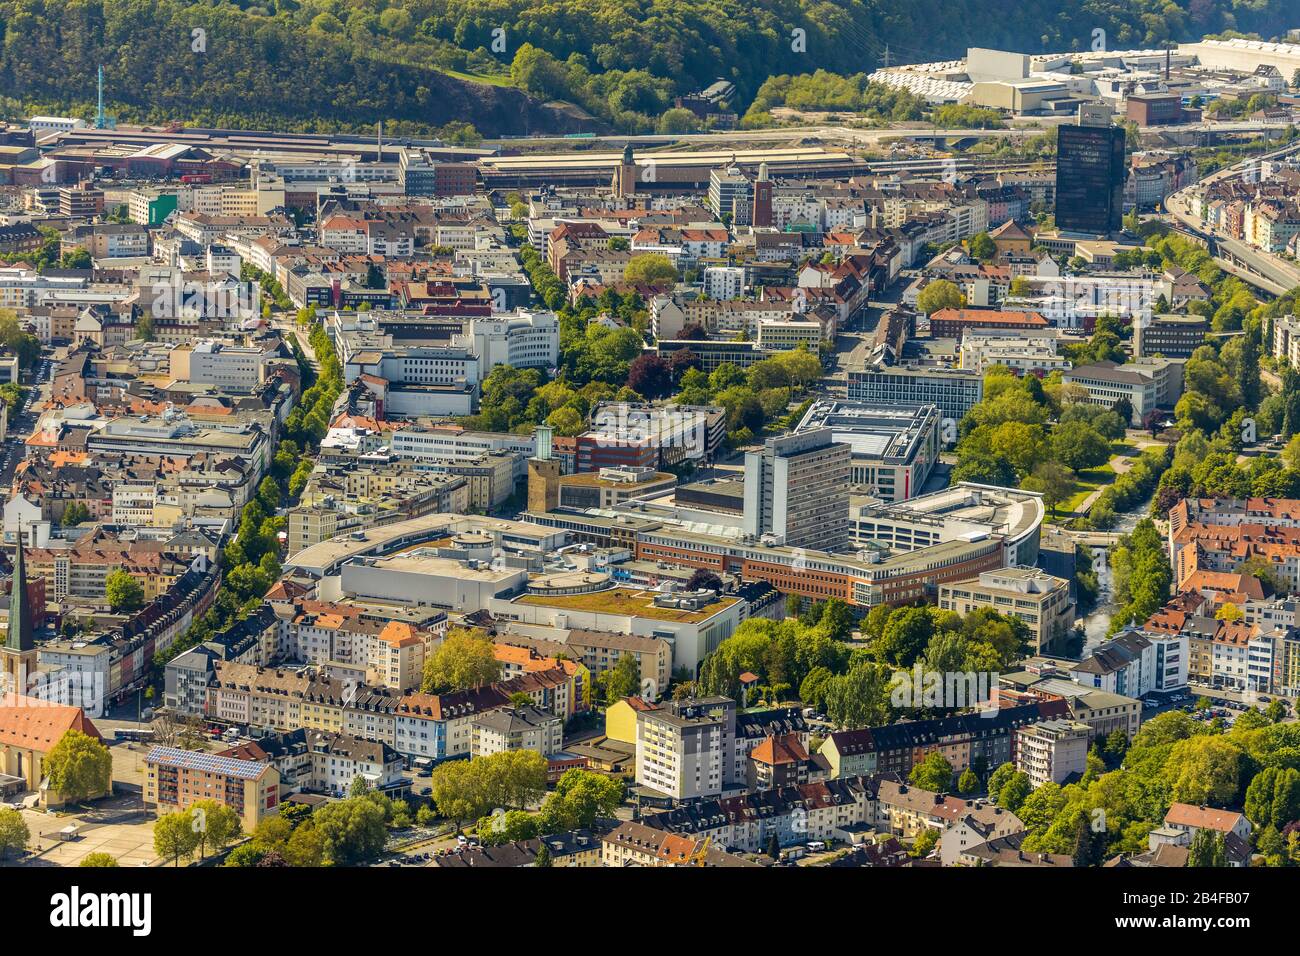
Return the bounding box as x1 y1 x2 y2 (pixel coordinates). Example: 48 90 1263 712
144 745 281 833
430 451 518 512
1015 719 1092 787
939 567 1074 653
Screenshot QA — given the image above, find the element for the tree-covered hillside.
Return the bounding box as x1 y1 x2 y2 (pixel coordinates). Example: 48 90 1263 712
0 0 1294 135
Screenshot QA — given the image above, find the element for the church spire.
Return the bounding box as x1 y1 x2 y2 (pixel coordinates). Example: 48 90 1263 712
6 524 32 652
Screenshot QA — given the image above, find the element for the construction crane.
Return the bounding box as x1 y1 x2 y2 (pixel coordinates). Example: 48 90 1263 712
684 836 712 866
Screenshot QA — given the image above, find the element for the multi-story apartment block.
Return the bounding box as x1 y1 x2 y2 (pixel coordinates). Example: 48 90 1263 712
1062 357 1185 426
470 706 564 759
143 746 280 833
1015 719 1092 787
820 699 1069 780
635 696 736 800
939 567 1074 655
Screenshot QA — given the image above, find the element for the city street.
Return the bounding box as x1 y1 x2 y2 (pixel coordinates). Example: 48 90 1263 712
1 352 51 484
1162 138 1300 295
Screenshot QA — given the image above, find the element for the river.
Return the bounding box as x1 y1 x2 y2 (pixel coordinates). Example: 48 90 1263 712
1077 492 1154 656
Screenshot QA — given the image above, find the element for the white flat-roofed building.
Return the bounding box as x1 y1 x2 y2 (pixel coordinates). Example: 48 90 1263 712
702 266 746 300
458 309 559 374
755 320 823 352
1062 357 1184 426
341 551 528 611
959 328 1070 377
795 400 941 503
852 481 1045 568
284 512 567 579
28 115 85 135
186 339 276 392
847 365 984 425
390 427 534 481
490 586 747 674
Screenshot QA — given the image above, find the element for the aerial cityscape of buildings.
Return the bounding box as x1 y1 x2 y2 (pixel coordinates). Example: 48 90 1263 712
0 21 1298 919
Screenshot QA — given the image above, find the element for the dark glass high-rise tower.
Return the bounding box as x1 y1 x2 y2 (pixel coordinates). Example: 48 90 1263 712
1054 123 1126 235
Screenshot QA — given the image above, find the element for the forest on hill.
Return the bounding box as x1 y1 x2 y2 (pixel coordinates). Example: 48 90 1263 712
0 0 1294 136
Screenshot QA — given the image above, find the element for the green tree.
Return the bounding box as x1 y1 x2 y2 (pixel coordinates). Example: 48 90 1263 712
105 569 145 614
1244 766 1300 830
624 253 678 285
430 750 549 825
822 661 893 729
189 799 243 858
0 807 28 859
1071 812 1097 867
224 843 269 867
1164 735 1241 806
284 821 326 867
1021 461 1076 517
957 768 981 795
657 107 699 133
1188 828 1227 867
154 811 200 866
1050 421 1111 471
910 827 939 858
996 771 1032 812
819 598 855 641
421 628 502 693
538 769 624 832
967 232 996 261
314 796 388 866
79 852 119 867
909 751 955 792
875 606 933 666
916 279 965 314
45 729 112 803
599 652 642 702
60 502 90 528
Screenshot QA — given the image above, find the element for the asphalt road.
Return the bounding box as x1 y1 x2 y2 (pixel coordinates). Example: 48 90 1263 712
1163 139 1300 295
1 354 51 484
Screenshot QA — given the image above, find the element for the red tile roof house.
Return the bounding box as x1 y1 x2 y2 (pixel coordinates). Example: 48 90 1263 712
1154 803 1253 866
747 732 817 790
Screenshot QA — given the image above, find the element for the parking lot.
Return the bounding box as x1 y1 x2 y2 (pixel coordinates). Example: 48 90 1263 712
1143 685 1291 727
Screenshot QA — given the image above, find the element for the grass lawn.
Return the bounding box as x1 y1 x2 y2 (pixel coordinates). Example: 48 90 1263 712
439 68 513 87
1053 441 1135 516
1059 461 1118 515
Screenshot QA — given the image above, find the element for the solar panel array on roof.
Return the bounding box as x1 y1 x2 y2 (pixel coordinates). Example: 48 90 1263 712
146 745 268 780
